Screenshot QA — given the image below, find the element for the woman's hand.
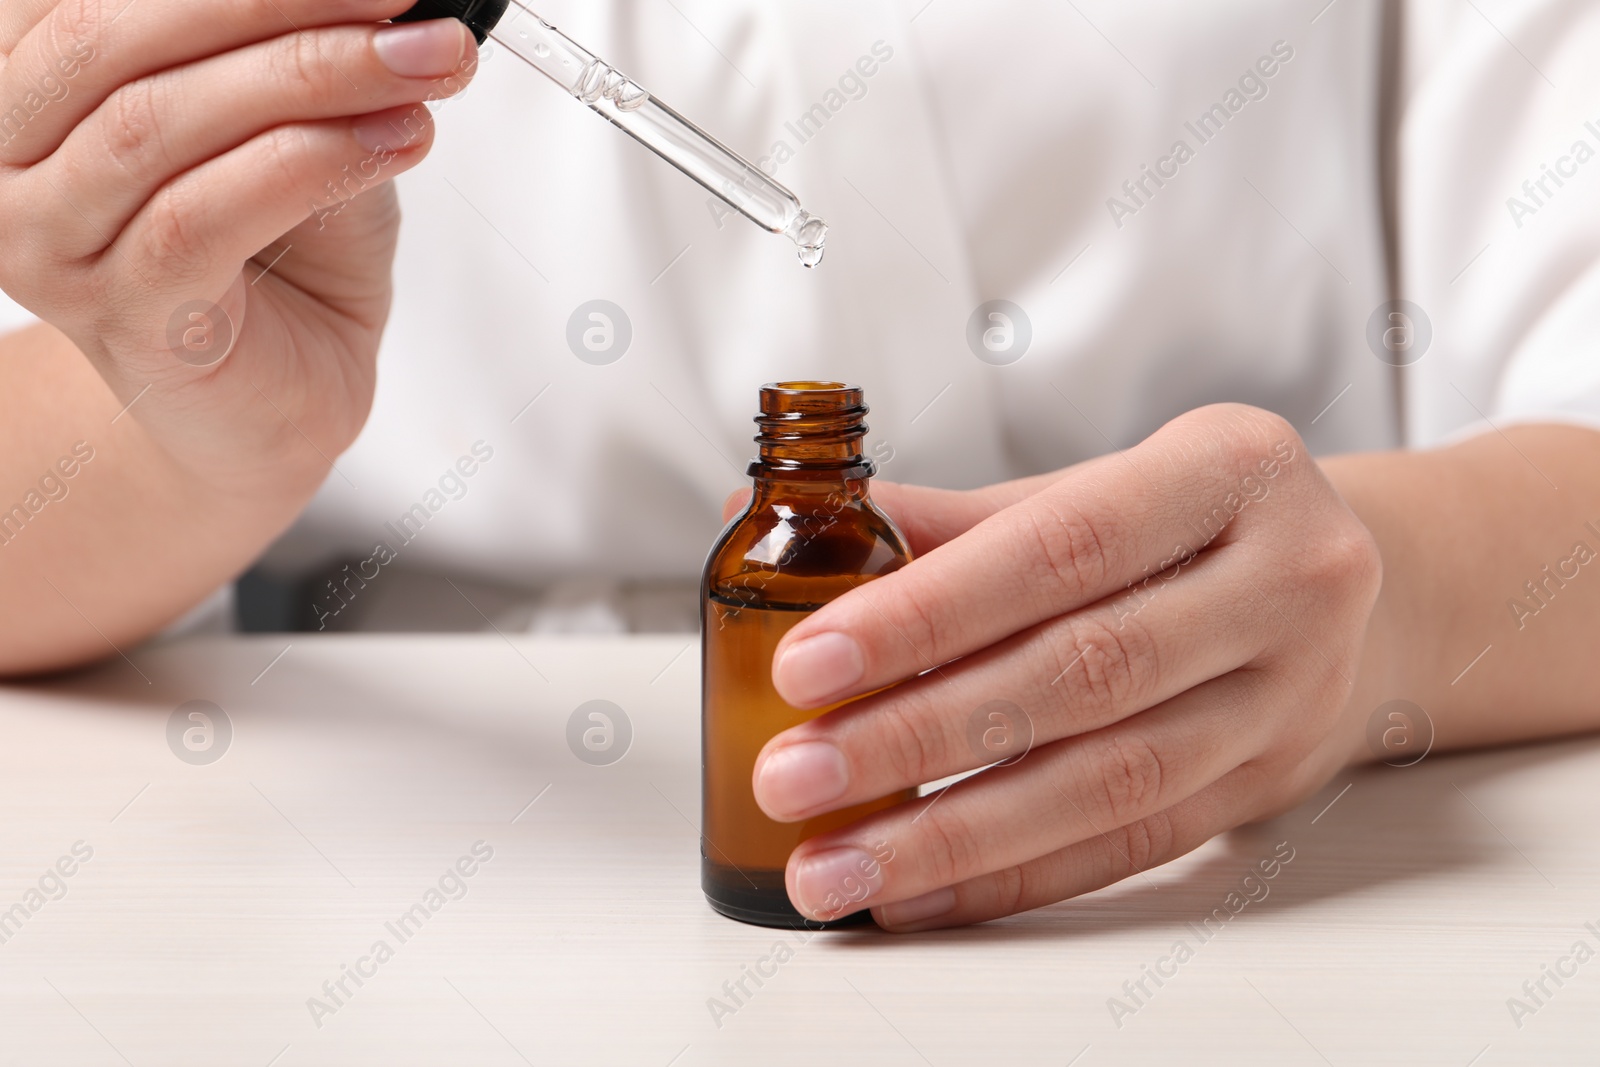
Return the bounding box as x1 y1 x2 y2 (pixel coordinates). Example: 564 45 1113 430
0 0 476 492
750 404 1385 930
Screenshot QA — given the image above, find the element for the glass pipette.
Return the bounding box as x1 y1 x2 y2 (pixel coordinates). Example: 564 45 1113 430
397 0 829 267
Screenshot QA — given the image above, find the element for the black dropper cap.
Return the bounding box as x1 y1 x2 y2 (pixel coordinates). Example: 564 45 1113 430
394 0 512 45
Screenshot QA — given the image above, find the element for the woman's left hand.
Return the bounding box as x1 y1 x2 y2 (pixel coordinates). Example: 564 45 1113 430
749 403 1385 930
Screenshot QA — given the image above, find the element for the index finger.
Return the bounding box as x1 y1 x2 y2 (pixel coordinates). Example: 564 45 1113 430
0 0 412 164
770 404 1307 709
0 0 55 52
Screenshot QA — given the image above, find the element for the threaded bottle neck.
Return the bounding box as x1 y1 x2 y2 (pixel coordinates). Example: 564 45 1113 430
749 381 874 478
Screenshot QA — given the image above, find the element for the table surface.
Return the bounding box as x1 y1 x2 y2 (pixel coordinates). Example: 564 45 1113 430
1 634 1596 1066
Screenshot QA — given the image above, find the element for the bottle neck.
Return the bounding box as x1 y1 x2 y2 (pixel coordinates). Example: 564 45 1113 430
748 382 876 482
748 474 871 515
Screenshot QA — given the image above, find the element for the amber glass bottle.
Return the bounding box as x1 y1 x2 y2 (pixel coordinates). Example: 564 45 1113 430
701 382 915 929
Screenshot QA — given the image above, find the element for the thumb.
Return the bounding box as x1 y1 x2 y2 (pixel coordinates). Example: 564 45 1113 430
721 488 753 523
265 177 405 323
874 455 1114 555
869 481 1029 557
720 472 1073 558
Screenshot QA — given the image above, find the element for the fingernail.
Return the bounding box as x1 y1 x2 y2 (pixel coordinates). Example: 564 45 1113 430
875 887 956 930
774 633 864 706
793 847 884 919
373 20 468 79
755 741 849 818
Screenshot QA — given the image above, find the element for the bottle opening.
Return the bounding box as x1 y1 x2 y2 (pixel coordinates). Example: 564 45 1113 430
770 380 846 392
752 382 872 476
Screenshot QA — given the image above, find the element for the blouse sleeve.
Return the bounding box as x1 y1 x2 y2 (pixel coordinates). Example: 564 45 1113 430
0 287 39 338
1401 0 1600 444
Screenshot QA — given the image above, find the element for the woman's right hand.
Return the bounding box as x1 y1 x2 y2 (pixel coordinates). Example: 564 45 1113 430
0 0 477 493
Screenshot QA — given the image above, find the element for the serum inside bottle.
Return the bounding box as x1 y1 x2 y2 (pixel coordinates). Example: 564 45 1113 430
701 382 915 929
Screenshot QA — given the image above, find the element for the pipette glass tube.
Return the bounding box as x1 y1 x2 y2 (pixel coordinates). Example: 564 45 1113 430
442 2 828 267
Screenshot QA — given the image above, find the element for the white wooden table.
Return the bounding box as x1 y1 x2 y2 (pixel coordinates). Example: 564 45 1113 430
1 635 1594 1065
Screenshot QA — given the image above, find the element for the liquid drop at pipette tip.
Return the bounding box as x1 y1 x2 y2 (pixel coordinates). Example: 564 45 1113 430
790 212 828 269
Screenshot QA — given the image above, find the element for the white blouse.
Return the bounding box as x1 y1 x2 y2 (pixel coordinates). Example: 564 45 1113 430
2 0 1596 588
